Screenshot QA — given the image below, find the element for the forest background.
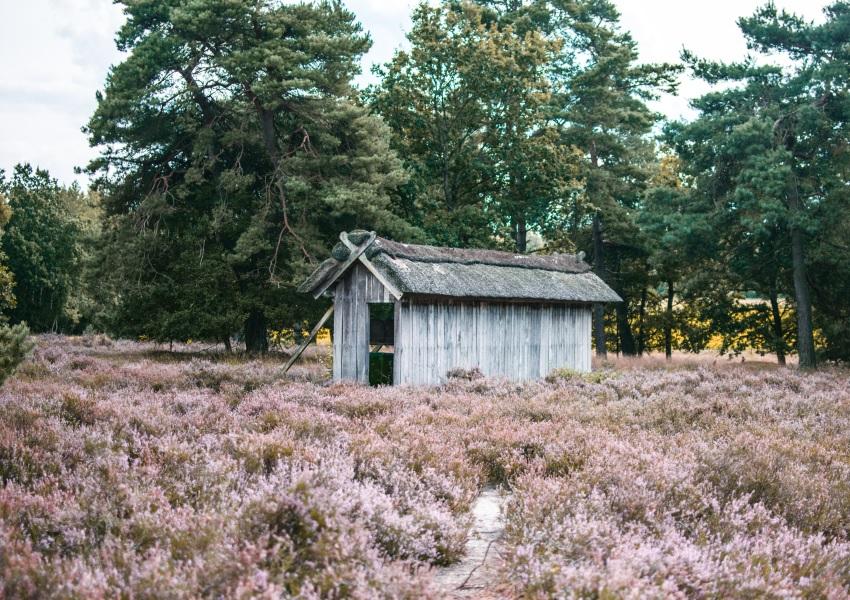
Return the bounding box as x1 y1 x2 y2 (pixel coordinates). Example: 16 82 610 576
2 0 849 369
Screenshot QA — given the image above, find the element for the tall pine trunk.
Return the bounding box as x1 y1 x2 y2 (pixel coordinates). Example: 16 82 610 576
787 174 816 368
637 286 647 356
616 301 636 355
768 287 786 366
244 309 268 355
514 216 527 253
592 212 607 357
664 280 674 360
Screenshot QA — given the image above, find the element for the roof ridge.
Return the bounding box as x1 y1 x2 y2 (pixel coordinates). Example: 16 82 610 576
370 236 591 274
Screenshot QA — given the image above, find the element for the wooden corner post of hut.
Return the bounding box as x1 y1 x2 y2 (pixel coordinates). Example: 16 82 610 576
295 230 621 386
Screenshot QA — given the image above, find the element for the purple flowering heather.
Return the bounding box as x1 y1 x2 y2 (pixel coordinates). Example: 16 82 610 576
1 336 849 597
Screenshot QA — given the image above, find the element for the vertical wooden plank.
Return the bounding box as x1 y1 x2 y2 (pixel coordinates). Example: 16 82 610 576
579 306 591 372
523 305 531 379
431 303 440 383
480 302 490 376
520 304 537 379
393 299 401 385
344 271 357 380
423 302 431 385
548 303 556 373
568 305 575 370
510 304 519 379
448 302 457 373
529 304 540 379
356 266 369 383
506 304 515 380
491 302 499 376
563 304 569 371
332 283 342 381
434 303 441 384
341 273 352 380
439 303 447 380
505 304 512 379
538 304 547 378
412 302 419 385
477 302 485 376
410 301 420 385
494 304 500 377
470 302 479 370
443 303 450 380
564 305 571 371
457 303 466 370
340 273 356 380
573 306 579 371
401 300 411 385
406 301 414 384
569 305 575 371
552 304 559 372
576 306 582 371
455 302 465 372
350 268 360 381
426 303 436 384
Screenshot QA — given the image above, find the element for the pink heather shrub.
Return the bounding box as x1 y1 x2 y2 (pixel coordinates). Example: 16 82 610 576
498 366 850 598
2 335 850 597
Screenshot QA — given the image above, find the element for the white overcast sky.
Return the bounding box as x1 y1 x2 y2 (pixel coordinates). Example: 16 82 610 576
0 0 831 188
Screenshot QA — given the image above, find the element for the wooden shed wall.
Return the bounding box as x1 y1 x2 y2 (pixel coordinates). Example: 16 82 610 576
332 263 394 382
394 299 591 385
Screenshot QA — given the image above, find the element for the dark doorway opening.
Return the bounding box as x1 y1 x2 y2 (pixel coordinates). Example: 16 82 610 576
368 303 394 385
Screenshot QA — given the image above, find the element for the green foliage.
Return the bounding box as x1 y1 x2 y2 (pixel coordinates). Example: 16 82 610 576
23 0 843 366
0 165 85 332
0 323 33 386
526 0 679 356
666 1 850 364
371 0 681 359
86 0 418 350
0 193 16 314
369 2 565 250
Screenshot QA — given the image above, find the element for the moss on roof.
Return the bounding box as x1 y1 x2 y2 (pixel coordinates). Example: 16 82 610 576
299 232 622 303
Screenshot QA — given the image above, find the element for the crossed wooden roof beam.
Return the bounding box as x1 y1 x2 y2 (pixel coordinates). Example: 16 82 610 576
284 231 400 374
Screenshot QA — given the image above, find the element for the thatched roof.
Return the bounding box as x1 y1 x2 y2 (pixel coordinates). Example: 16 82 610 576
298 231 622 303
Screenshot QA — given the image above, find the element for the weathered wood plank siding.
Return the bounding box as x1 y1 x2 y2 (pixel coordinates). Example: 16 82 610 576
332 265 592 385
395 298 591 385
332 263 392 383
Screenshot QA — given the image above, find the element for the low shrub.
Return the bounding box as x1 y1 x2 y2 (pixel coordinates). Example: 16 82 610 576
0 324 33 386
1 336 850 597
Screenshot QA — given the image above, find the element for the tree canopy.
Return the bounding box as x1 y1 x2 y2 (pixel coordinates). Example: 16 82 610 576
4 0 848 366
86 0 417 351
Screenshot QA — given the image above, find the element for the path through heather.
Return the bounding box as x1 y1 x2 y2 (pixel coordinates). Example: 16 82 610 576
434 487 509 598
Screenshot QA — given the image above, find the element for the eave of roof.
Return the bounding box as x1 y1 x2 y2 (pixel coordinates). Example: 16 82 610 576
373 255 622 303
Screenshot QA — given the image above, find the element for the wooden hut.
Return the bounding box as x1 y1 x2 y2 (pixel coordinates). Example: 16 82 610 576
297 231 621 385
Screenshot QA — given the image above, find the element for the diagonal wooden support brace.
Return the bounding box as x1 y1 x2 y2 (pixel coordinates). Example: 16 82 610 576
282 305 334 374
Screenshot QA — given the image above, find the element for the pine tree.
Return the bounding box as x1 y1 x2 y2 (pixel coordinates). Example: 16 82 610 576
87 0 415 351
671 2 850 367
528 0 679 356
369 2 564 251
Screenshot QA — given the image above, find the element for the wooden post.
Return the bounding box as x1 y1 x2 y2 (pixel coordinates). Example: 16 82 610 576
282 305 334 374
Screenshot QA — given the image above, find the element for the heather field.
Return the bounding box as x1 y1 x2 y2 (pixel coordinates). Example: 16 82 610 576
2 337 850 598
